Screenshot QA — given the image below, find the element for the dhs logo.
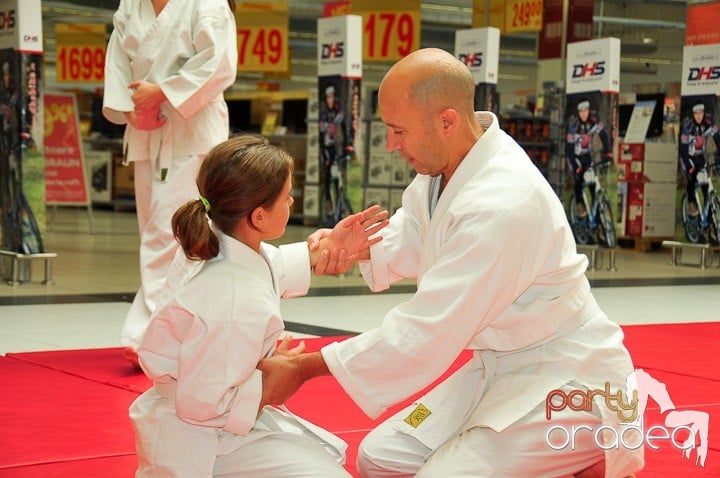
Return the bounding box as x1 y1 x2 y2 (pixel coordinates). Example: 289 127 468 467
687 66 720 81
0 10 15 29
458 52 483 68
572 61 605 78
321 43 344 60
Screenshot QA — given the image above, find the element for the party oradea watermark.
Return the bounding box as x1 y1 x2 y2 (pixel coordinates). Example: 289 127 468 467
544 369 709 468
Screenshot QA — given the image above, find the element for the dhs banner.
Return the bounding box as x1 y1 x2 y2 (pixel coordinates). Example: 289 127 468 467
454 27 500 113
0 0 43 53
315 15 363 227
317 15 362 78
566 37 620 95
681 43 720 96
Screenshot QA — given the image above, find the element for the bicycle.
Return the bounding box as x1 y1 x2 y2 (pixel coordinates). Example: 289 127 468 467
681 161 720 245
567 159 616 248
323 152 353 227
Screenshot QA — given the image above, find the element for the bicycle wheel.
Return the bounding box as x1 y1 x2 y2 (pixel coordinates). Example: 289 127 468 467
596 192 616 248
708 192 720 246
681 192 702 243
334 189 353 224
568 196 591 244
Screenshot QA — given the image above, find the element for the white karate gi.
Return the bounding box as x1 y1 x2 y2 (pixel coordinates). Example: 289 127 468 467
320 112 644 477
102 0 238 349
131 233 349 477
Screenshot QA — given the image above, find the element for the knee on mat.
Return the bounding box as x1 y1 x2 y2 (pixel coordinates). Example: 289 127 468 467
356 433 421 477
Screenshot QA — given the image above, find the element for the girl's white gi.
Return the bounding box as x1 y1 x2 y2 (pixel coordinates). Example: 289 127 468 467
131 233 349 477
102 0 238 349
320 112 644 477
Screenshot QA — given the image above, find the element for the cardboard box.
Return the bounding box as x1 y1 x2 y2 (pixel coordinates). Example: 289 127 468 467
624 182 676 237
113 154 134 198
364 187 390 210
84 148 113 203
366 153 392 185
617 142 677 183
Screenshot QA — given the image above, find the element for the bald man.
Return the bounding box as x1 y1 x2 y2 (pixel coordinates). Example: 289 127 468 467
258 49 643 478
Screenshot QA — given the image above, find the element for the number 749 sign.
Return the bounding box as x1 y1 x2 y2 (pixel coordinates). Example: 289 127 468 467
235 2 289 73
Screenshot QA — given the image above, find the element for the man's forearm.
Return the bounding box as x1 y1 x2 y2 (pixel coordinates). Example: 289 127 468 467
294 351 330 380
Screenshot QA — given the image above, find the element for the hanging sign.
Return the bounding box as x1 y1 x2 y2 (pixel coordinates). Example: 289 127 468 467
54 24 106 84
351 0 420 62
235 2 289 73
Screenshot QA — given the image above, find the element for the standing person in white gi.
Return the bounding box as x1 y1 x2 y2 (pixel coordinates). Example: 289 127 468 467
132 134 388 476
102 0 238 364
258 49 644 478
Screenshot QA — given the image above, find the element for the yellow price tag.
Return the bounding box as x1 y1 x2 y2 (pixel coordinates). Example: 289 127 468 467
352 0 420 62
236 2 289 73
505 0 543 33
54 24 106 84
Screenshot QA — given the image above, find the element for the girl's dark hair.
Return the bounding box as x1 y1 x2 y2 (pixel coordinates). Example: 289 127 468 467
172 134 293 260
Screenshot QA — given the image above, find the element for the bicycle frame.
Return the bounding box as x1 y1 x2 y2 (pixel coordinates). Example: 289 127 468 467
568 160 616 247
683 164 719 244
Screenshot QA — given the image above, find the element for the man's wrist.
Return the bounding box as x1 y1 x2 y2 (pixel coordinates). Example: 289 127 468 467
293 351 330 381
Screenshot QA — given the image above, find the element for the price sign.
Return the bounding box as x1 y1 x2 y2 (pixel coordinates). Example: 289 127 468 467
352 0 420 62
54 24 106 84
505 0 543 33
235 2 289 73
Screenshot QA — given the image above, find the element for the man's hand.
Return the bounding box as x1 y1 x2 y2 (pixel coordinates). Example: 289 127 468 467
257 351 329 412
273 336 306 357
257 354 305 411
309 205 389 274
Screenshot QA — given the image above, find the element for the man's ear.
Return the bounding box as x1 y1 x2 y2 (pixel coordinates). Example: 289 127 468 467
438 108 458 136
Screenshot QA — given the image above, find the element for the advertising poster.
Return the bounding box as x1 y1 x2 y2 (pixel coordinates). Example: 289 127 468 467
454 27 500 114
564 38 620 247
0 0 44 255
316 15 363 227
44 93 89 205
677 43 720 244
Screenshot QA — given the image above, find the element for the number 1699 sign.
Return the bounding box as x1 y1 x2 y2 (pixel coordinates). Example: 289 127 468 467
56 45 106 83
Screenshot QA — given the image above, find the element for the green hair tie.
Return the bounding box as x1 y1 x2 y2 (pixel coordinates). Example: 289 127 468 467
199 195 211 212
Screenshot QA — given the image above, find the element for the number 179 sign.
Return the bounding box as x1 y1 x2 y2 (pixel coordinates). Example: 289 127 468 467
352 0 420 62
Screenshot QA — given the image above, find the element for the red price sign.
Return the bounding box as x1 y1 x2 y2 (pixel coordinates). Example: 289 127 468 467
505 0 543 33
237 26 288 72
235 2 289 73
54 24 106 84
352 0 420 62
56 45 105 82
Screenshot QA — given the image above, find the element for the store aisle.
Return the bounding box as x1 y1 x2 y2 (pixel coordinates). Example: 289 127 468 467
0 207 718 356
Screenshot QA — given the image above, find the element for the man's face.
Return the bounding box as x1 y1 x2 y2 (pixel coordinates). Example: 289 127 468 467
694 110 704 124
326 94 334 108
379 79 447 177
578 107 589 122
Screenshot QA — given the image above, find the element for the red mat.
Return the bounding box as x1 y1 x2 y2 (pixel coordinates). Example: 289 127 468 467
622 322 720 382
0 357 137 469
2 324 720 477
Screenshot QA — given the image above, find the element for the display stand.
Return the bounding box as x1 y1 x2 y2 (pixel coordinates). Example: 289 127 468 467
0 249 57 285
662 240 720 269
